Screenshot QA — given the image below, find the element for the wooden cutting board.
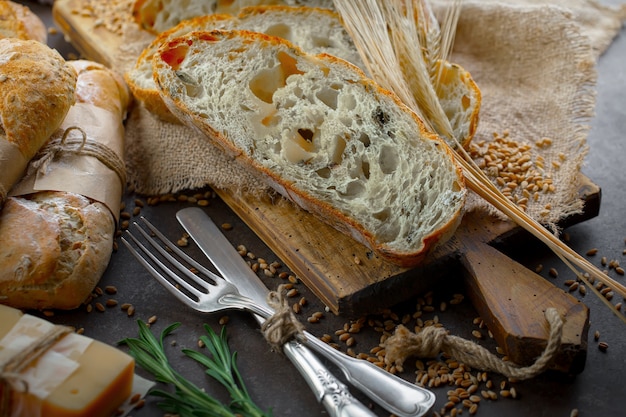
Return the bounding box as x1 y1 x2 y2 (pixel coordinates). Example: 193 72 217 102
53 0 596 373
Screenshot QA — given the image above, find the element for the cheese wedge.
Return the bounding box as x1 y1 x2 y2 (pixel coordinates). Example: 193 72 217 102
0 304 135 417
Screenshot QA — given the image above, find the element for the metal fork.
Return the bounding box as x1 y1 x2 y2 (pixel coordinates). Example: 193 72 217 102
122 218 434 417
122 221 377 417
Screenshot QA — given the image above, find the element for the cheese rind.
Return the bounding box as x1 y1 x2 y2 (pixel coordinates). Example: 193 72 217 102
0 304 135 417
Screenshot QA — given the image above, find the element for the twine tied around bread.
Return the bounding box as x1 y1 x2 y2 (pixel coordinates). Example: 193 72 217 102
29 126 127 187
384 308 563 380
0 324 73 416
261 285 306 351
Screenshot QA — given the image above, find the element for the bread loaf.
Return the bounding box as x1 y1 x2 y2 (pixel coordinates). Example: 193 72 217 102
126 5 365 123
0 60 130 310
153 30 466 266
132 0 334 34
0 0 47 43
0 38 76 206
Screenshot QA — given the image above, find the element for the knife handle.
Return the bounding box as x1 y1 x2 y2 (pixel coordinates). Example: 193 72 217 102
283 340 377 417
303 331 434 417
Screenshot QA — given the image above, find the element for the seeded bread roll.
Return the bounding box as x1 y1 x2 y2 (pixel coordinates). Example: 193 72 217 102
0 38 76 206
153 30 466 267
0 0 47 43
132 0 334 34
126 5 364 123
0 60 130 310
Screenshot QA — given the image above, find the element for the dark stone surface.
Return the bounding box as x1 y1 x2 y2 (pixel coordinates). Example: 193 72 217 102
16 1 626 416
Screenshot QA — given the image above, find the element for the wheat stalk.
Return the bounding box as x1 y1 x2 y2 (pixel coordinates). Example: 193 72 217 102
333 0 626 324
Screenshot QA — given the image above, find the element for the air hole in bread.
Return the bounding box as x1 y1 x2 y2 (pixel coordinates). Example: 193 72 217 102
160 43 189 70
373 106 390 128
316 86 338 109
311 36 333 49
249 67 282 104
461 95 470 110
340 180 366 199
249 51 303 104
329 135 346 166
176 71 203 97
378 145 398 174
373 207 391 222
264 24 292 42
361 160 370 179
316 167 331 178
358 133 371 148
298 128 314 142
283 129 314 164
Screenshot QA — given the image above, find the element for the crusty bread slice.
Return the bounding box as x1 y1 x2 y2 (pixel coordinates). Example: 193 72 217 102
125 5 364 123
433 60 481 149
153 29 466 267
132 0 334 34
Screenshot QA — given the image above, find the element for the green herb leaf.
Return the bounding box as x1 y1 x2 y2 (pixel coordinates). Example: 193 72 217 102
119 321 272 417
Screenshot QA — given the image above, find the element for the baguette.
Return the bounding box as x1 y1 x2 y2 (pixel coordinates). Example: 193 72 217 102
126 5 365 123
0 60 130 310
0 38 76 206
0 0 47 43
132 0 334 34
153 30 466 267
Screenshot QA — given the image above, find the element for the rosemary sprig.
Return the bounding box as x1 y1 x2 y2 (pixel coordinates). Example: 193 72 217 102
120 321 272 417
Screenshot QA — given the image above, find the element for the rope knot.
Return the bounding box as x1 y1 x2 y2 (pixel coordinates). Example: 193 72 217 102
27 126 126 186
0 325 72 415
384 325 448 369
30 126 86 176
261 284 305 352
384 308 564 380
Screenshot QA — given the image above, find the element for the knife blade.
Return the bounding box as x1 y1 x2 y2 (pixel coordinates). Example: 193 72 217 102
177 207 435 417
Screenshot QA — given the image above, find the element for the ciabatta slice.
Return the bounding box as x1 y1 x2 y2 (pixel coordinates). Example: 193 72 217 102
153 29 466 267
132 0 334 34
126 5 364 123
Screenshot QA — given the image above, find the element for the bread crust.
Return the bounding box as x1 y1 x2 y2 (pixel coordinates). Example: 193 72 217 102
0 38 76 206
0 38 76 159
132 0 335 34
0 192 115 310
72 59 131 117
0 0 47 43
126 5 364 123
0 61 128 310
154 29 466 267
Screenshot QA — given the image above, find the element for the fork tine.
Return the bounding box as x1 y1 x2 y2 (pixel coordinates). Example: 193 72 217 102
121 234 201 309
130 220 221 291
139 216 219 279
123 229 204 299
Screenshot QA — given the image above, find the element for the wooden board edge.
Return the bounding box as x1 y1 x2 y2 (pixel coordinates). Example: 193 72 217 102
52 0 121 66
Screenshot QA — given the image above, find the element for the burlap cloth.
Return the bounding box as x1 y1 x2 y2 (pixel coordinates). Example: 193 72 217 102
115 1 626 229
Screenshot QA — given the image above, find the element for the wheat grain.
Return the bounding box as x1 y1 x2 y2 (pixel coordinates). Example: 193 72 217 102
333 0 626 324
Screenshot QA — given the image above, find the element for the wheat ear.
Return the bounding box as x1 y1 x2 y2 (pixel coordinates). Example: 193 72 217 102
333 0 626 324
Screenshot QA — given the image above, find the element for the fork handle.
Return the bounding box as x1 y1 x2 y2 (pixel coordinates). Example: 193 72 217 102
241 299 434 416
283 339 377 417
302 331 434 417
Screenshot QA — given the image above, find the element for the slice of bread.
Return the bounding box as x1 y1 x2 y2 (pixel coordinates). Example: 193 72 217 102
153 29 466 267
132 0 334 35
125 5 364 123
435 60 481 148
